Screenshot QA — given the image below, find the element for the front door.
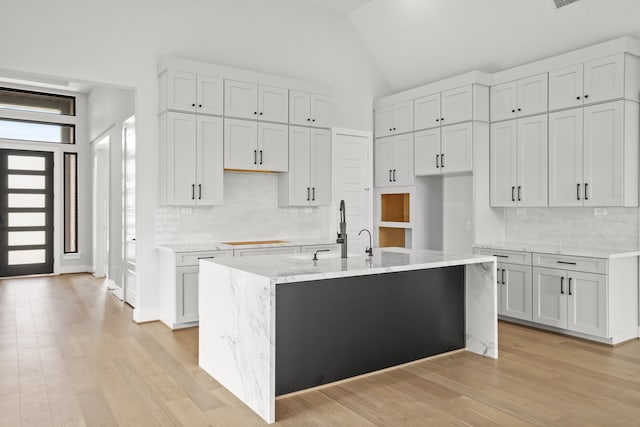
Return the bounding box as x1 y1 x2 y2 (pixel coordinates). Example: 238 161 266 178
0 149 54 277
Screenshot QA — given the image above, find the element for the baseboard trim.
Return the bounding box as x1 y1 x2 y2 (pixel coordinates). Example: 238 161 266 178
499 316 614 345
56 265 92 274
111 287 124 301
105 278 117 290
133 308 161 324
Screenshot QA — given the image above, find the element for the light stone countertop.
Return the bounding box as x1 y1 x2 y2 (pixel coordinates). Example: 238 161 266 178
203 247 495 284
156 238 338 253
474 242 640 259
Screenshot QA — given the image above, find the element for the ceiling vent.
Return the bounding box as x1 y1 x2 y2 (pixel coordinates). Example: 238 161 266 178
554 0 580 8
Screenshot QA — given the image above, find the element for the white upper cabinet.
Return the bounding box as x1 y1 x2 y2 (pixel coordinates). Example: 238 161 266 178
548 108 584 207
160 70 223 115
224 118 288 172
441 85 473 125
414 93 441 131
375 101 413 138
490 120 518 207
549 54 627 111
374 134 414 187
258 86 288 123
279 127 331 206
196 115 224 205
289 91 331 128
491 74 548 121
225 80 289 123
374 137 395 187
414 128 441 176
441 122 473 174
549 64 584 111
584 55 625 105
196 75 224 116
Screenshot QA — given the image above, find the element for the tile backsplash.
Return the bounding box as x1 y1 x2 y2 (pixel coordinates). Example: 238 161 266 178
504 207 640 249
156 172 331 244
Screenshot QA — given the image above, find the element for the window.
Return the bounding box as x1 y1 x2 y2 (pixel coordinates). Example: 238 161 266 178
0 87 75 115
0 118 75 144
64 152 78 253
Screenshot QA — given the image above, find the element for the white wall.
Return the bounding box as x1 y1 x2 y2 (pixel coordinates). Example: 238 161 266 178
0 0 388 321
87 86 135 287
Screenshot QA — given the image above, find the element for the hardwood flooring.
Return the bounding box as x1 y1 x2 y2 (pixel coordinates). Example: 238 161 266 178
1 273 639 426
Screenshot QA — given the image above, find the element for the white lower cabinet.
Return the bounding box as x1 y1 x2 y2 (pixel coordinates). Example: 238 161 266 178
497 262 532 321
533 267 607 338
176 266 199 324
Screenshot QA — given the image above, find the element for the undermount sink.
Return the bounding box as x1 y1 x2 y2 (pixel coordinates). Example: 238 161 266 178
223 240 289 246
290 252 362 261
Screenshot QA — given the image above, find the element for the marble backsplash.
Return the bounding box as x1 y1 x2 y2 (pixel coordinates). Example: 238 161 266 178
504 207 640 249
156 172 331 244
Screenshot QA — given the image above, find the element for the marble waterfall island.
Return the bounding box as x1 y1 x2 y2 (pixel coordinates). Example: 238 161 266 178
198 248 497 423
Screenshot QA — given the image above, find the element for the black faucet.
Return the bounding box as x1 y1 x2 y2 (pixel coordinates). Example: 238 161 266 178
336 200 347 258
358 229 374 257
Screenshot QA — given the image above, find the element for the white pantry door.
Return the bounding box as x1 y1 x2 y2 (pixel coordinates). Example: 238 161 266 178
332 128 373 255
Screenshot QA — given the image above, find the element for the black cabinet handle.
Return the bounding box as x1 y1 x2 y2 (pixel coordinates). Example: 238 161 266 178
198 104 202 108
191 184 195 200
307 187 310 201
393 169 397 182
493 254 509 258
312 187 316 201
259 112 263 115
557 261 577 265
440 154 445 168
511 186 515 202
512 109 516 113
307 118 311 122
198 184 202 200
517 108 522 112
197 256 215 260
576 96 581 100
254 150 257 165
436 154 440 168
389 128 393 132
518 186 522 202
259 150 263 165
584 183 589 200
584 94 589 99
568 278 573 296
560 277 564 294
577 183 581 200
440 118 444 122
501 269 506 285
312 119 316 122
436 118 440 122
389 169 393 182
253 111 257 115
192 103 196 107
393 127 396 131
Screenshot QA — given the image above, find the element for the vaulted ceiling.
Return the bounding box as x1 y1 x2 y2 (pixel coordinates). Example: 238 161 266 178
299 0 640 94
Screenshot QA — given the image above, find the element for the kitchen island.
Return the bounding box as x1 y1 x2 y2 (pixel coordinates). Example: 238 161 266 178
198 248 497 423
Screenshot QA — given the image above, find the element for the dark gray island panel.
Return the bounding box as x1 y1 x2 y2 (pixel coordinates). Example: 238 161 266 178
275 266 465 395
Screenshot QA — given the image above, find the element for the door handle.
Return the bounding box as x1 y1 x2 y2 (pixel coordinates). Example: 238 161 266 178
312 187 316 201
501 269 506 285
393 169 397 182
198 184 202 200
260 150 263 165
389 170 392 182
436 154 440 168
440 153 445 168
307 187 310 201
560 277 564 295
568 278 573 296
254 150 257 165
577 183 581 201
511 186 515 202
192 184 195 200
584 183 589 201
517 186 522 202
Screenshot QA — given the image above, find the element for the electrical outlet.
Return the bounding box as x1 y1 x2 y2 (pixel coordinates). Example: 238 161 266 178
466 221 472 231
516 208 527 215
180 207 192 215
594 208 607 216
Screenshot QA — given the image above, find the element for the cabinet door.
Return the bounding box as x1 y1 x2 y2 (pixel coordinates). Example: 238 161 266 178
375 106 395 138
517 115 548 207
501 263 533 321
441 85 472 125
517 73 548 117
490 81 517 122
196 74 223 116
490 120 517 207
196 116 223 205
414 93 441 131
567 272 607 337
258 122 288 172
374 137 395 187
393 101 414 134
583 101 624 207
310 94 331 128
289 91 311 126
288 126 311 205
176 266 199 323
549 64 584 111
441 122 472 174
532 267 567 329
496 263 504 316
414 128 441 176
258 85 288 123
165 112 197 205
548 109 584 207
224 118 258 170
166 70 197 113
224 80 258 119
584 55 624 105
393 133 414 186
310 129 331 206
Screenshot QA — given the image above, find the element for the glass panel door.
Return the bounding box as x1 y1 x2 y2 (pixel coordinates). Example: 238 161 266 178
0 149 54 276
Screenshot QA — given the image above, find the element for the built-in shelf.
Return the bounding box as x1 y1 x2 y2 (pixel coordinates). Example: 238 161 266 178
381 193 410 223
379 221 412 229
379 227 413 248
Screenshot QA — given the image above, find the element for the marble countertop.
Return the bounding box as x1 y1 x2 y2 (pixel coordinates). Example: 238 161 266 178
203 248 495 284
474 242 640 259
156 238 337 253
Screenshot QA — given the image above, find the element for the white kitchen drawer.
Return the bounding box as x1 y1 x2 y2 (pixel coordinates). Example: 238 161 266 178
176 250 232 267
475 248 531 266
532 252 607 275
299 244 339 253
234 246 300 257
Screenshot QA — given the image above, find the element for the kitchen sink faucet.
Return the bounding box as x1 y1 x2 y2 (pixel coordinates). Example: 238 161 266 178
336 200 347 258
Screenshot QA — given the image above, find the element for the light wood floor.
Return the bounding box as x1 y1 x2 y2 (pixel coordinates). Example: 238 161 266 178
2 273 640 426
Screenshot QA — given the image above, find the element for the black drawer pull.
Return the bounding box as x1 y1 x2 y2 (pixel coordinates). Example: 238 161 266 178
493 254 509 258
557 261 577 265
197 256 215 260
